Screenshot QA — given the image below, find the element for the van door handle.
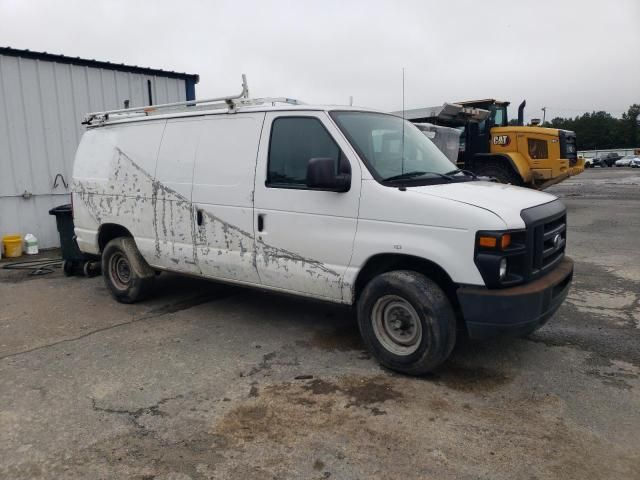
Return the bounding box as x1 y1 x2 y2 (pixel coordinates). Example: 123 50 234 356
196 209 203 226
257 214 265 232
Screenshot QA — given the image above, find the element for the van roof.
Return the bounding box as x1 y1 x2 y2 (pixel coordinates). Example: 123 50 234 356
85 102 388 127
85 103 386 128
83 75 388 127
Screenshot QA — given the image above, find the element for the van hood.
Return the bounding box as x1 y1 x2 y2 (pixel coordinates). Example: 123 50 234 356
407 180 558 227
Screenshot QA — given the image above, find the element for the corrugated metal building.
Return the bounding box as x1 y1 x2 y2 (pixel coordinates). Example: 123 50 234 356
0 47 199 248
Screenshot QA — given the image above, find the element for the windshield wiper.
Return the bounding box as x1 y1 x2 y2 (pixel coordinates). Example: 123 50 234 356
446 168 478 179
384 170 454 182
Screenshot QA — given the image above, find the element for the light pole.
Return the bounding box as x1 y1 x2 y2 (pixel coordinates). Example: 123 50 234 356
542 107 547 125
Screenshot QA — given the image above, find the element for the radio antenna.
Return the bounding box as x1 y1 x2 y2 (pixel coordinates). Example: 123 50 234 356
402 68 405 119
401 67 405 174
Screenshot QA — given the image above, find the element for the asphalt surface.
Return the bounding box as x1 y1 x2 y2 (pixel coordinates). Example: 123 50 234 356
1 168 638 479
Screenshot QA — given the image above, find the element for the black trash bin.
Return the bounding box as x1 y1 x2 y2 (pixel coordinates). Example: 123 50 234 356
49 204 100 277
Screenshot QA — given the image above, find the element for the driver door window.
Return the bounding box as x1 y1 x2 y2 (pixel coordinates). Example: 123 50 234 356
267 117 342 188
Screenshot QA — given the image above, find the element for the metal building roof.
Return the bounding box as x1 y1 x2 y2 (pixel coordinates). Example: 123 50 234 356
0 46 199 83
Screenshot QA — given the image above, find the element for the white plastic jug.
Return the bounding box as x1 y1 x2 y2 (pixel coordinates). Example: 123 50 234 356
24 233 39 255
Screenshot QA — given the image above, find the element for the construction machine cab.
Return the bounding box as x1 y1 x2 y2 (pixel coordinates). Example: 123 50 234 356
454 99 509 164
396 99 510 165
456 99 509 127
396 98 583 190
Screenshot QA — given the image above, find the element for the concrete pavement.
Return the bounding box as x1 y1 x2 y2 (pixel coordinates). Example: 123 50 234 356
1 168 638 479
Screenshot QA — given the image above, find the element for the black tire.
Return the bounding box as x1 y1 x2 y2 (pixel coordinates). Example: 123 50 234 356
473 160 523 186
357 270 456 375
102 237 155 303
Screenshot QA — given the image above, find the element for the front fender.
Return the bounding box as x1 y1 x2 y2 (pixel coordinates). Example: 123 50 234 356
347 219 481 283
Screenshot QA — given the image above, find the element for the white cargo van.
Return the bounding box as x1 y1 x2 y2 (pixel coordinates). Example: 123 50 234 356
72 81 573 374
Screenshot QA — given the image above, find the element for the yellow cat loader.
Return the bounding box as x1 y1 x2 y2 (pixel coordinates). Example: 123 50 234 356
399 99 585 189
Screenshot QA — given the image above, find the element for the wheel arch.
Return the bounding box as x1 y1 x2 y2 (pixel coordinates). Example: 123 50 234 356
353 253 460 311
98 223 133 252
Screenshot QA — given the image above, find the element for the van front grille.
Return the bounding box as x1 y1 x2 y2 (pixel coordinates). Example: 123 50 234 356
521 200 567 281
532 214 566 275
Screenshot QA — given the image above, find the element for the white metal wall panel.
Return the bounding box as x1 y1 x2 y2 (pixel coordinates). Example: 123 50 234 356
0 195 65 248
0 55 31 197
0 60 14 199
37 61 67 191
54 63 82 162
21 58 50 196
0 53 189 249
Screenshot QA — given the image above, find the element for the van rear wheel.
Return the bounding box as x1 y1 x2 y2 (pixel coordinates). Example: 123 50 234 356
102 237 155 303
357 271 456 375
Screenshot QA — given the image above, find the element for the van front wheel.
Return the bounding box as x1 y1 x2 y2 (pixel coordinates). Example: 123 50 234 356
102 237 155 303
357 271 456 375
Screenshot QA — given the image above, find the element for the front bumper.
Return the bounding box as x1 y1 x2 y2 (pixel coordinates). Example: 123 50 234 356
570 164 585 176
457 257 573 339
534 171 570 190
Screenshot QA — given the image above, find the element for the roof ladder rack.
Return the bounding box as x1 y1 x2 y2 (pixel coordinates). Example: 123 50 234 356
82 75 305 126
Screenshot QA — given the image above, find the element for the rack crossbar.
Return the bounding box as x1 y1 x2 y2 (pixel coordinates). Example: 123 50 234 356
82 75 304 126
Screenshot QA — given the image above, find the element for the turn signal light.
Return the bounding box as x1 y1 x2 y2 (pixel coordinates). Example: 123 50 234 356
478 236 497 248
478 234 512 250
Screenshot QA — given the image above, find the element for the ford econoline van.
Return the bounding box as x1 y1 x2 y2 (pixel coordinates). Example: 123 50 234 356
72 87 573 374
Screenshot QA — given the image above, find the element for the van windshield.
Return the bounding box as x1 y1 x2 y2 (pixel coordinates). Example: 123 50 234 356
330 111 459 184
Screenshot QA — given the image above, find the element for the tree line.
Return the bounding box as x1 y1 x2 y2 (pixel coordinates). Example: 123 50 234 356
511 104 640 150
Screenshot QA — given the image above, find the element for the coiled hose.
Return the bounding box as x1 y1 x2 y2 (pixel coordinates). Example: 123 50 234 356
1 258 63 276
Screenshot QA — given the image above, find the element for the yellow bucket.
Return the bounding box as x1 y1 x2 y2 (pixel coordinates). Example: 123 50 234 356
2 234 22 258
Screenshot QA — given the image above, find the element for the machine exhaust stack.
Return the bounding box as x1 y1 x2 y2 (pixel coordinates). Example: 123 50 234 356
517 100 526 126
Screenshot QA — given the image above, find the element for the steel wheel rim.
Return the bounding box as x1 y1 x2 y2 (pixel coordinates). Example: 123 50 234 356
109 252 131 290
371 295 422 356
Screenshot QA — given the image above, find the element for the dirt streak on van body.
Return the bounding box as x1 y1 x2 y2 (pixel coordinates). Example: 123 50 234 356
72 148 347 300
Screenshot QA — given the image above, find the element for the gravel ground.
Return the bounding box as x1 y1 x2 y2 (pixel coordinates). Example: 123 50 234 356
1 167 638 479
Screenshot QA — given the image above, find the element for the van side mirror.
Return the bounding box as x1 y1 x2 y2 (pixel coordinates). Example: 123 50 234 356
306 157 351 192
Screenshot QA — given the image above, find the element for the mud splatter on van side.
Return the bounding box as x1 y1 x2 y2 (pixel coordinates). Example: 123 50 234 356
73 147 349 300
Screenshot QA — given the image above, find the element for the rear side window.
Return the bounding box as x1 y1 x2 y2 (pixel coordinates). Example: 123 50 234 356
267 117 341 188
528 138 548 159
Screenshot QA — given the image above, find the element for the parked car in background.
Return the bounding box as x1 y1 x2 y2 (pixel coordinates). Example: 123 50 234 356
593 153 621 167
615 156 634 167
630 157 640 168
582 155 594 168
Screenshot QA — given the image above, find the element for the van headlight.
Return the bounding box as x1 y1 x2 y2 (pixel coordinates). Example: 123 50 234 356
499 258 508 280
475 229 526 288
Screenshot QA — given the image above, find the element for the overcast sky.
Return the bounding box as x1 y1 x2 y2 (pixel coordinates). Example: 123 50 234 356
1 0 638 121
